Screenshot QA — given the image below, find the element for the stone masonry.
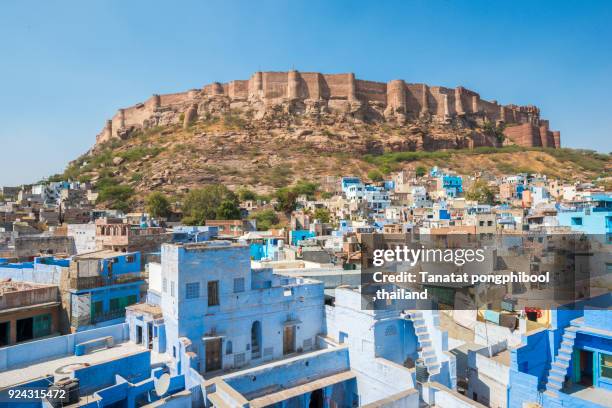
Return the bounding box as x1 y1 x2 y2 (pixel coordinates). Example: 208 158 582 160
96 70 560 149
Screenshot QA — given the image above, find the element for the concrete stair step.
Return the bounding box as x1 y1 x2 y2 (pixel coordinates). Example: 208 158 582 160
550 367 566 377
557 353 571 361
563 331 576 339
552 361 569 370
544 390 559 398
548 375 564 387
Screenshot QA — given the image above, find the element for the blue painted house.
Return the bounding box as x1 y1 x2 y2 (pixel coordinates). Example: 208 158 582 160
68 250 145 332
557 195 612 235
509 295 612 408
442 175 463 198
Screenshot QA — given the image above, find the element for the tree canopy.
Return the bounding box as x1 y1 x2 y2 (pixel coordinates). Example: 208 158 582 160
182 185 240 225
465 180 495 205
145 192 171 219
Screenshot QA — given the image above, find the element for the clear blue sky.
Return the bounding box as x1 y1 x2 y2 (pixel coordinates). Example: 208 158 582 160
1 0 611 185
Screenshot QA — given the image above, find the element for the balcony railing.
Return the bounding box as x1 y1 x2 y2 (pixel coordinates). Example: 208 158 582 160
69 273 145 290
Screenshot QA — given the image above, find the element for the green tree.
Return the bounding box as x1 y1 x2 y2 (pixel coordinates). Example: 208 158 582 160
367 169 383 182
292 180 319 198
249 209 280 231
97 185 134 212
275 187 298 213
313 207 331 223
216 199 241 220
182 185 239 225
237 187 257 202
145 192 171 219
465 180 495 205
415 166 427 178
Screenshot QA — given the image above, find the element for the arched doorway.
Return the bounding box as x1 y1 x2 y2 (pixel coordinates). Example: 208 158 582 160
251 321 261 359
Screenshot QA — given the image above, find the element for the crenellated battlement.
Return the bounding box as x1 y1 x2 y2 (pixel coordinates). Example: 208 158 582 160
96 70 560 148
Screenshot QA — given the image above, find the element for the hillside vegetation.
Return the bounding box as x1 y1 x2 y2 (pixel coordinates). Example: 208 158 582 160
50 120 611 211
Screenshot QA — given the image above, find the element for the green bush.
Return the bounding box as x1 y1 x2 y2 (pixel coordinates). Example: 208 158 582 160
182 185 240 225
274 187 298 213
367 169 383 182
313 207 331 223
97 185 134 212
145 192 171 218
249 209 280 231
119 147 163 162
465 180 495 205
237 188 257 201
292 180 319 198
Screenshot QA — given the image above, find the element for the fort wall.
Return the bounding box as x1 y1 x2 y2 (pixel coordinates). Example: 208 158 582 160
96 70 560 148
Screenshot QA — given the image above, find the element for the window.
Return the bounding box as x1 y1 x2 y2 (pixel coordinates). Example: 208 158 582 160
33 314 51 338
170 281 175 298
208 281 219 306
233 278 245 293
602 353 612 379
92 300 103 318
162 278 167 293
385 325 397 336
186 282 200 299
226 340 233 355
571 217 583 226
126 255 135 263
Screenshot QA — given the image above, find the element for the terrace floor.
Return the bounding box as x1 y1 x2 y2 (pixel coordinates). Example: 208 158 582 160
564 383 612 406
0 342 170 388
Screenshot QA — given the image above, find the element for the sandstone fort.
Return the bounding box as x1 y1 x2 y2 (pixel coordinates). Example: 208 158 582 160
97 70 560 150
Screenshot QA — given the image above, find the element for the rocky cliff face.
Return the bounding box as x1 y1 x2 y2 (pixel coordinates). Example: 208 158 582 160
95 70 560 151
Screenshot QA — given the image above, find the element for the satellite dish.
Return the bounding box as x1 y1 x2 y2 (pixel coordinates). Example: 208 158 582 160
154 373 171 397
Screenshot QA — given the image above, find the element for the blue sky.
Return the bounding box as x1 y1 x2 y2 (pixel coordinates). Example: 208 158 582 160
1 0 611 185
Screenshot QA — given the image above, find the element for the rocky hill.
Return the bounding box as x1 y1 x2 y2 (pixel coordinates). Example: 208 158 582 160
55 71 609 204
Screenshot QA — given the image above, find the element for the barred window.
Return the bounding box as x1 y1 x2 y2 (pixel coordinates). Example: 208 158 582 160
162 278 167 293
186 282 200 299
385 325 397 336
233 278 245 293
208 281 219 306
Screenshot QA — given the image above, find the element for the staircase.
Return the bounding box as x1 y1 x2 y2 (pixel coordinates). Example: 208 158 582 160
544 322 579 397
405 310 440 376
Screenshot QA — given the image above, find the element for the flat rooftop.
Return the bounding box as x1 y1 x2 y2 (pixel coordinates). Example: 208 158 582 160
126 302 163 319
0 280 56 295
174 241 247 250
564 383 612 406
0 342 170 388
74 249 136 260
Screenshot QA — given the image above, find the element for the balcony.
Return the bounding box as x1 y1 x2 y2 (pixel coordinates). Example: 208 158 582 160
69 272 146 290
